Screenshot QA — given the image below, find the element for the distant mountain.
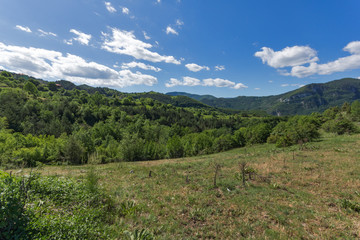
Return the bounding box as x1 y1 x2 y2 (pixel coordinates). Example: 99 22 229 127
166 92 217 101
167 78 360 115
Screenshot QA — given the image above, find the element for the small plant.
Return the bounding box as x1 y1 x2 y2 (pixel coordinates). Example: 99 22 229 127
189 208 210 222
85 167 99 194
124 229 154 240
238 161 256 187
119 200 140 217
212 162 222 187
341 199 360 213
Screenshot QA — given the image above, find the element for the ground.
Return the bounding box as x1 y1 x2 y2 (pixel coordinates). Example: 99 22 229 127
11 132 360 239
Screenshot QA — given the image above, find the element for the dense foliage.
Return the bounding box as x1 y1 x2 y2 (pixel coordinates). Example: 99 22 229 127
0 71 359 168
0 170 117 239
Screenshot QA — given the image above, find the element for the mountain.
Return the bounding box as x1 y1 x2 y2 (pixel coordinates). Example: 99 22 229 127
167 78 360 115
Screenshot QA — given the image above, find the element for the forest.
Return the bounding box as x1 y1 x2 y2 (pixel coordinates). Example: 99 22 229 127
1 70 359 169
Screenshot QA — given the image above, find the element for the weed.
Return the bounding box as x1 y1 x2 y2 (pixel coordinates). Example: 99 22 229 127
341 199 360 213
124 229 154 240
120 200 140 217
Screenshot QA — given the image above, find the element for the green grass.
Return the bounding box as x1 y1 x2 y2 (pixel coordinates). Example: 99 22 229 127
7 133 360 239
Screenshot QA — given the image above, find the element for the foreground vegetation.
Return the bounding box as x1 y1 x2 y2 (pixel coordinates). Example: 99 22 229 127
3 132 360 239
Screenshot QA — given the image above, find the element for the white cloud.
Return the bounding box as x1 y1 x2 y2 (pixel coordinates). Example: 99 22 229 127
0 42 157 88
15 25 32 33
143 31 151 40
165 78 182 88
203 78 247 89
215 65 225 71
38 29 57 37
122 7 129 15
287 41 360 78
343 41 360 54
176 19 184 26
105 2 117 13
185 63 210 72
256 41 360 78
182 76 201 86
268 80 273 83
67 29 92 45
166 26 178 35
102 28 181 64
121 61 161 72
165 77 201 87
156 0 161 3
281 83 304 87
255 46 318 68
165 76 247 89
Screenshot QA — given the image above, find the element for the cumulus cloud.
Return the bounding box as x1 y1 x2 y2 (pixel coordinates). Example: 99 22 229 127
67 29 92 45
255 41 360 78
165 78 182 88
166 26 178 35
0 42 157 88
122 7 129 14
38 29 57 37
105 2 116 13
15 25 32 33
215 65 225 71
102 28 181 64
203 78 247 89
165 77 201 87
121 61 161 72
165 76 247 89
255 46 318 68
185 63 210 72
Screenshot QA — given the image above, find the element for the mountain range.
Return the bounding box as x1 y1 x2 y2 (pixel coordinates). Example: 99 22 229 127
3 71 360 116
167 78 360 115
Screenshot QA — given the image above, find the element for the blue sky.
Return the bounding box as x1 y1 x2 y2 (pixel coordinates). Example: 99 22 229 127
0 0 360 97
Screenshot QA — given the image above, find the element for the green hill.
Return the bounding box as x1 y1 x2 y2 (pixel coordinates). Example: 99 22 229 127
167 78 360 115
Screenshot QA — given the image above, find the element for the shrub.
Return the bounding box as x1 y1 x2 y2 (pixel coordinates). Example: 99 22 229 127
322 117 357 135
268 116 320 147
167 135 184 158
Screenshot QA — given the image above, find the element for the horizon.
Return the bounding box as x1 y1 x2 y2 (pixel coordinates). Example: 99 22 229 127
1 1 360 97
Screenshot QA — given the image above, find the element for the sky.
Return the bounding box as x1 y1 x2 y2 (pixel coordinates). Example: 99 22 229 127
0 0 360 97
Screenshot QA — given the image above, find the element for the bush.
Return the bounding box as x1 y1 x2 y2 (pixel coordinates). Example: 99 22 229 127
167 135 184 158
0 173 117 239
268 116 320 147
213 134 234 152
322 116 357 135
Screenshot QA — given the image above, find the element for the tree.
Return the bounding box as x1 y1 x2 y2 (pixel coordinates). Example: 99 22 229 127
47 82 58 91
351 100 360 121
63 136 84 164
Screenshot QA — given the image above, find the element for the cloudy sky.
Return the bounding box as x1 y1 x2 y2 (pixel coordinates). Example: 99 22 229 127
0 0 360 97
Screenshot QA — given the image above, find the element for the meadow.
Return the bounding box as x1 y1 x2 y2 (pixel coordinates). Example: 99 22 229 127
9 132 360 239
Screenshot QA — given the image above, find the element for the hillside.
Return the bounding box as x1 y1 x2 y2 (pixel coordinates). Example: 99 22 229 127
167 78 360 115
10 133 360 239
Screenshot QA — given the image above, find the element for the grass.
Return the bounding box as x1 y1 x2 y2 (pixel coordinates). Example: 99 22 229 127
7 132 360 239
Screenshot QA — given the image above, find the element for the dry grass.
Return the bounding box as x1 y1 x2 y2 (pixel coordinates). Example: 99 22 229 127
8 133 360 239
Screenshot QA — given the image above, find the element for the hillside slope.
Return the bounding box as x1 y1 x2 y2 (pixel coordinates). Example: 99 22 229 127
167 78 360 115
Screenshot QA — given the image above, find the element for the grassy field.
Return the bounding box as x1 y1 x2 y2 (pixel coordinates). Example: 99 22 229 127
11 132 360 239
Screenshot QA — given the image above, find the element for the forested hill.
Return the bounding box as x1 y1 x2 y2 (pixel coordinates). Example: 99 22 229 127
0 70 281 168
167 78 360 115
